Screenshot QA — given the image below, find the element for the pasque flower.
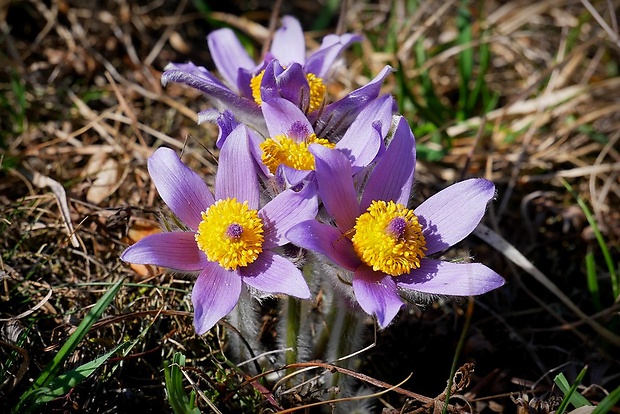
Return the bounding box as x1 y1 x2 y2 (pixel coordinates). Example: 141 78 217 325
161 16 360 130
160 16 393 142
286 117 505 328
254 94 394 181
121 126 317 334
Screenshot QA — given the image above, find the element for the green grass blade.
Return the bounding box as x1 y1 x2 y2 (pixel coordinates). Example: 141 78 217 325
456 3 473 120
35 278 124 388
467 35 491 114
164 352 201 414
31 341 131 407
414 41 449 125
311 0 341 31
14 278 124 412
585 250 602 311
554 368 592 413
561 179 619 300
190 0 211 14
592 384 620 414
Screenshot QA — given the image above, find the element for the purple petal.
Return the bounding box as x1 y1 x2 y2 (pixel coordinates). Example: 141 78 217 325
236 67 255 100
304 33 363 78
276 64 311 111
197 109 239 149
260 183 318 248
311 145 360 231
259 59 286 103
215 125 260 208
207 28 256 93
162 62 226 88
313 65 393 138
415 179 496 255
396 259 505 296
336 94 393 172
277 166 314 188
239 250 310 298
192 263 242 334
148 147 214 230
361 116 416 210
352 266 404 328
286 220 360 271
247 128 270 177
262 97 313 140
270 16 305 65
162 63 265 131
121 232 207 271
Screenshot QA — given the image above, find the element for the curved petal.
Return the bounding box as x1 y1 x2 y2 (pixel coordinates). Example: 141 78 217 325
259 59 285 104
311 145 360 231
121 231 207 271
162 63 265 132
361 116 416 210
197 109 239 149
352 265 403 328
313 65 394 139
239 250 310 298
236 67 255 100
415 179 495 255
260 183 318 248
286 220 360 271
161 62 226 88
396 259 505 296
304 33 362 78
277 166 314 189
276 64 311 111
262 97 313 141
192 263 242 334
148 147 214 230
215 125 260 208
336 94 393 172
207 28 255 92
270 16 305 65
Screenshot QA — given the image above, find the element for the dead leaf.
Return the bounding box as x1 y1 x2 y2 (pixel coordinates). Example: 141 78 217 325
125 220 162 280
84 153 125 204
129 263 159 279
126 219 161 244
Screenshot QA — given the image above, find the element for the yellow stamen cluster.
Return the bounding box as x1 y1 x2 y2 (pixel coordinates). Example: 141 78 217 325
195 198 264 270
249 70 326 112
352 200 427 276
260 133 335 174
250 70 265 105
305 73 326 112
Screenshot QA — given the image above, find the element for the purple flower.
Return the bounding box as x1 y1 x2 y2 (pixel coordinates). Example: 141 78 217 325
162 16 361 133
253 94 394 180
286 117 505 328
310 65 394 140
121 126 317 334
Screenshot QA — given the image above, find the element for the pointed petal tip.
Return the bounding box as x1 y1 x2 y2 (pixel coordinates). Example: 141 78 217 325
397 260 505 296
193 317 214 335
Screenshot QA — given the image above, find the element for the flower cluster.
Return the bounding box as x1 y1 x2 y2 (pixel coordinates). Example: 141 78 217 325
122 16 504 335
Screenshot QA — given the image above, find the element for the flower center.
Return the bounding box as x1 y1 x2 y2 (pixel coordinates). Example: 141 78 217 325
259 133 335 174
351 200 427 276
195 198 264 270
250 70 326 112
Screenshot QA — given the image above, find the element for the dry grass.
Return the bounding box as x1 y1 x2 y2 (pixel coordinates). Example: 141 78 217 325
1 0 619 412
